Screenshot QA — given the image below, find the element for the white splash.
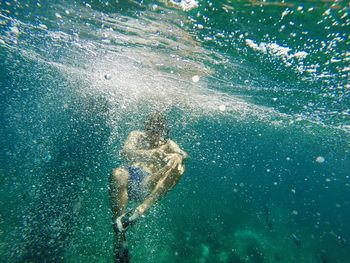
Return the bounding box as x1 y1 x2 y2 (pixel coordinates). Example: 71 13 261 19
167 0 199 11
245 38 309 73
245 39 308 61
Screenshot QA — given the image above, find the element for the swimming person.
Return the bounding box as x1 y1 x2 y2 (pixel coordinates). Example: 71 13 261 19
109 112 188 262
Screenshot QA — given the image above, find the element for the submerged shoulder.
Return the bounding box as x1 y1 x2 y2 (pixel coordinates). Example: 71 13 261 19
128 130 145 140
124 130 145 150
129 130 143 135
166 139 179 146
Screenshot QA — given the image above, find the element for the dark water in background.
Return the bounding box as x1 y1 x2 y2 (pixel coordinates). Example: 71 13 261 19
0 0 349 262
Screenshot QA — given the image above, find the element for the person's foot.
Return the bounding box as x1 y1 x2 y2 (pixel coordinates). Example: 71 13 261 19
114 231 129 263
115 242 129 263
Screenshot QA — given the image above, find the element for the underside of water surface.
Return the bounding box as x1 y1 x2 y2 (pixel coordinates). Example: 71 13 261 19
0 0 349 262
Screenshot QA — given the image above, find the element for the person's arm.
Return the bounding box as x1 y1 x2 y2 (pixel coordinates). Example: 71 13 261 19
160 140 188 159
122 131 163 162
159 140 188 176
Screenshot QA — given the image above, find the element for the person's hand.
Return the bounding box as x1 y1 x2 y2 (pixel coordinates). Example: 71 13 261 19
164 153 185 174
159 140 171 150
151 148 166 160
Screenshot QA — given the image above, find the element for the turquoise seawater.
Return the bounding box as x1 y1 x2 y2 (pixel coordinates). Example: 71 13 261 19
0 0 349 262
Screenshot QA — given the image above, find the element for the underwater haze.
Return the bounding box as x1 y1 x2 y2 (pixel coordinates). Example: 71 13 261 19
0 0 350 262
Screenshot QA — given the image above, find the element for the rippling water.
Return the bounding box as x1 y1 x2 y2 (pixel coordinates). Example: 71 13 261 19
1 0 349 262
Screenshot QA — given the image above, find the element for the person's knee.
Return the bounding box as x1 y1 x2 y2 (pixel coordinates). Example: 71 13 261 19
112 168 129 187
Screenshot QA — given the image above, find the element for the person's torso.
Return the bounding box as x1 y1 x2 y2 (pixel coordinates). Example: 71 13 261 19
130 131 166 174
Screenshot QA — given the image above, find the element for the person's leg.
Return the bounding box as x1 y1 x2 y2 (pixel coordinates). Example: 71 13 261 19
137 167 183 215
140 165 169 190
109 167 130 263
109 167 129 219
117 166 184 229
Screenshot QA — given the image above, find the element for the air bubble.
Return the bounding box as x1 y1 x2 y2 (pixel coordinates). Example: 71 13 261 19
219 105 226 112
316 156 325 163
192 75 200 82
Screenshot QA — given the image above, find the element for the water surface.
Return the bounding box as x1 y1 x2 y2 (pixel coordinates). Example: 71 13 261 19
0 0 349 262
